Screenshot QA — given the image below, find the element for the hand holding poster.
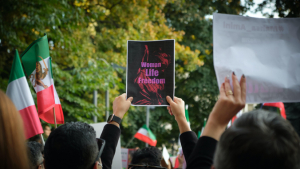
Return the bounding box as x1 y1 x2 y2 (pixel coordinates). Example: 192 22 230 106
127 40 175 106
213 13 300 103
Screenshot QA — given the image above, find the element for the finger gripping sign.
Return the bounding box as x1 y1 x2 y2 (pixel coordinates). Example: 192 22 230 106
126 40 175 106
213 13 300 103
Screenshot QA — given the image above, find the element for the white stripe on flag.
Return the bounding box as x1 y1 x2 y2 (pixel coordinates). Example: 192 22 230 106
6 77 35 110
29 57 51 92
137 128 148 136
51 79 61 104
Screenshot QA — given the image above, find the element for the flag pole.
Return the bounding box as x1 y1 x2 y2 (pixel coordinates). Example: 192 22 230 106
125 135 135 148
53 107 57 129
40 134 45 146
39 118 45 145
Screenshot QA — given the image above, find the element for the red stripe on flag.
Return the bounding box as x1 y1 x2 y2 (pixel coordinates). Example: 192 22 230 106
19 105 44 139
37 85 55 114
134 132 157 146
39 104 64 124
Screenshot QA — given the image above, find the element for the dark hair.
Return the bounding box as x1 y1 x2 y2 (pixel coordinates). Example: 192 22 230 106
131 147 162 169
44 122 98 169
214 110 300 169
27 141 43 169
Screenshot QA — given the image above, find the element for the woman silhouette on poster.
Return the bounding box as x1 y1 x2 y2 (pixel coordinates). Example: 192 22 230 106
132 45 172 105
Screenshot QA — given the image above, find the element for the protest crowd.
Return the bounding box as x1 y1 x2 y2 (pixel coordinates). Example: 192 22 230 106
1 1 300 168
1 70 300 169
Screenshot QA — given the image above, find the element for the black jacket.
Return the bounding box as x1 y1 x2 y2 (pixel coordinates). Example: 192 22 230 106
180 131 217 169
100 124 121 169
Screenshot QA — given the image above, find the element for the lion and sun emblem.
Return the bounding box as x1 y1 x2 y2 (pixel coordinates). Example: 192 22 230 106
29 56 49 89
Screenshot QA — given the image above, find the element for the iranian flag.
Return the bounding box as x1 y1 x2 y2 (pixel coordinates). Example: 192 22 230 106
6 50 43 139
21 35 64 124
134 124 157 146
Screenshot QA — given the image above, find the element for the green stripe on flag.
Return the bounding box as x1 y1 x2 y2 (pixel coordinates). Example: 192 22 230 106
21 34 50 75
185 106 189 123
49 57 53 79
9 50 25 83
142 124 156 141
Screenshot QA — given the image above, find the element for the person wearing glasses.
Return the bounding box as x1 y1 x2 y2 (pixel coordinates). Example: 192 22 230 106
44 94 133 169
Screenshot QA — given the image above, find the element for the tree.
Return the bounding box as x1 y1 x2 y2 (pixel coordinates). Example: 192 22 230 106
0 0 119 124
121 0 254 149
82 0 203 148
255 0 300 17
0 0 201 141
149 0 252 146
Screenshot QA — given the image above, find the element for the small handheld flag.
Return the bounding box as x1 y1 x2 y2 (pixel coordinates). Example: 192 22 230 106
134 124 157 146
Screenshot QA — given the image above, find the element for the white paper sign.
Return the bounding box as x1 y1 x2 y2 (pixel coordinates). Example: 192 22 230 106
121 148 128 169
213 13 300 103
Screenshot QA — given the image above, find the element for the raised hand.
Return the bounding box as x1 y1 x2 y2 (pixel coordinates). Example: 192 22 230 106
113 93 133 119
166 96 191 134
166 96 185 121
202 73 246 140
210 73 246 127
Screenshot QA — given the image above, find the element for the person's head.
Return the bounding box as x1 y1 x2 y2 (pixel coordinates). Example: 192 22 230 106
0 90 29 169
214 109 300 169
44 125 51 137
130 147 163 169
27 141 44 169
44 122 100 169
29 134 43 144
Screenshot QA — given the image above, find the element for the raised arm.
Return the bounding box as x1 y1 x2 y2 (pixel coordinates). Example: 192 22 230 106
202 73 246 141
100 94 133 169
187 73 246 169
166 96 198 161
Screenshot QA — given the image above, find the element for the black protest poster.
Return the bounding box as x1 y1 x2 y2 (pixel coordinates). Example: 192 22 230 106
126 40 175 106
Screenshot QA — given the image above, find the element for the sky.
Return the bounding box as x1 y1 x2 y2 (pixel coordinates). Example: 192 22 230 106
205 0 279 19
242 0 279 18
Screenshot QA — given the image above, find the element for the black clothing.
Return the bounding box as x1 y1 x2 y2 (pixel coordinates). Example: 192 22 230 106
180 131 217 169
100 124 121 169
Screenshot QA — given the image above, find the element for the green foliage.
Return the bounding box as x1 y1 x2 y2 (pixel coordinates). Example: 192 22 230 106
0 0 201 144
0 0 119 123
6 0 293 150
253 0 300 17
121 0 254 149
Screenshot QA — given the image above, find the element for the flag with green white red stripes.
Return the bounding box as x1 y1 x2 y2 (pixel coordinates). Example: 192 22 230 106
6 50 44 139
21 35 64 124
134 124 157 146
